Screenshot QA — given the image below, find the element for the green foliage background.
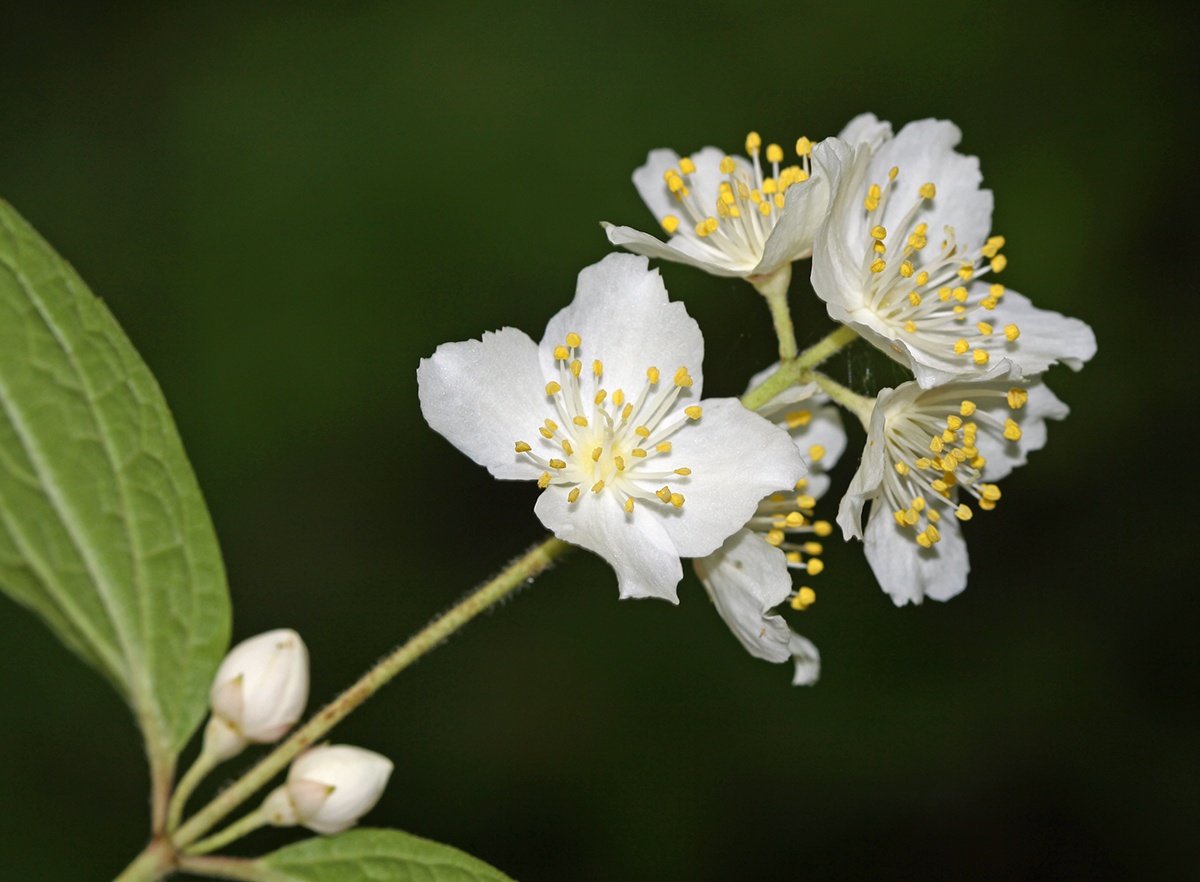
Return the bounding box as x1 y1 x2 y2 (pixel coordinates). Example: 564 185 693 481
1 2 1194 879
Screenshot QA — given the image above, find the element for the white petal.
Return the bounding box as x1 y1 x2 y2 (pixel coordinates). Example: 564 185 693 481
750 139 842 274
534 487 684 602
631 148 685 222
788 632 821 686
837 113 894 152
601 223 746 277
658 398 805 558
869 119 993 256
796 402 848 501
982 288 1097 374
864 503 969 605
836 394 889 540
811 141 876 312
540 253 705 401
417 328 547 481
972 379 1069 483
693 529 793 663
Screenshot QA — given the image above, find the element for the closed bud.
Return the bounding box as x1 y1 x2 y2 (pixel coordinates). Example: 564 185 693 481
205 629 309 760
262 744 394 835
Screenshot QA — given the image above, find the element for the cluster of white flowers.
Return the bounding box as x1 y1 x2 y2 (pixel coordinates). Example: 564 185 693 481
418 114 1094 685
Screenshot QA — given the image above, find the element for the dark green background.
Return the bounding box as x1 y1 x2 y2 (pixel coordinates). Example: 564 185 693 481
1 3 1195 879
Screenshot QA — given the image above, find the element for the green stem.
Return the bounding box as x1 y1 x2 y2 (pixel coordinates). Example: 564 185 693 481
176 856 283 882
171 535 572 851
808 371 876 429
167 743 222 833
740 325 859 412
749 263 796 361
183 807 270 857
112 838 176 882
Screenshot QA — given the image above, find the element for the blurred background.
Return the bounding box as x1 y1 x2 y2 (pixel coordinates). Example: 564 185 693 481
1 2 1195 879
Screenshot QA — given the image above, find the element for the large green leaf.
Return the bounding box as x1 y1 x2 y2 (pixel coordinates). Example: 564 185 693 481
0 200 230 764
255 829 517 882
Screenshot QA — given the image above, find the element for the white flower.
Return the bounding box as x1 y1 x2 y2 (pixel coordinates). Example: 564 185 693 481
262 744 393 835
837 374 1068 605
693 373 847 685
811 116 1096 388
205 629 309 760
601 131 840 280
418 254 804 602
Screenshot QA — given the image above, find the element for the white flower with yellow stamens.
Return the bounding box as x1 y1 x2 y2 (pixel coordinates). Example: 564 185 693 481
692 375 846 684
811 117 1096 388
601 130 838 280
837 374 1068 605
418 254 804 602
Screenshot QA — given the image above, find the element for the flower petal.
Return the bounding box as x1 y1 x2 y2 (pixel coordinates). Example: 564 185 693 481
534 486 684 602
418 328 548 480
811 141 876 312
694 529 793 663
837 393 890 540
601 222 747 277
980 287 1097 374
864 503 970 605
972 378 1069 483
837 113 894 152
631 148 686 222
540 253 705 401
657 398 805 558
788 632 821 686
750 140 842 274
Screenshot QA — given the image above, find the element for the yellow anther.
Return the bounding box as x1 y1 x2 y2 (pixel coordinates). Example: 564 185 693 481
990 283 1005 298
976 322 993 336
763 178 778 195
594 390 606 406
549 458 566 469
568 488 580 503
664 168 679 182
942 470 957 488
960 401 976 416
959 446 976 459
674 366 693 387
766 529 785 546
942 428 958 443
667 174 684 193
590 479 605 493
981 235 1006 258
954 339 969 355
795 478 807 490
939 286 952 301
625 497 635 513
609 390 624 409
562 333 580 349
670 493 685 508
909 234 928 250
979 497 996 511
539 427 553 439
900 260 914 278
704 217 719 233
803 542 823 556
904 320 918 333
954 306 967 316
924 524 941 544
537 472 551 489
685 405 703 420
806 558 825 576
964 421 977 434
679 157 696 174
870 225 887 240
635 426 650 438
952 286 967 302
647 366 660 384
573 415 588 428
656 442 672 453
919 182 937 199
990 255 1008 272
515 441 532 453
553 345 569 360
545 381 561 396
888 166 899 180
543 419 557 430
758 202 772 216
622 403 633 420
947 415 963 431
657 486 672 502
1007 388 1028 409
1004 324 1021 342
661 215 679 234
903 508 919 526
632 448 647 457
561 439 574 454
809 445 826 462
796 136 813 156
674 467 692 476
926 508 940 525
774 193 786 209
868 184 881 199
796 494 817 509
763 143 782 163
911 496 926 512
895 461 911 475
958 265 974 281
615 456 625 470
813 521 833 537
981 484 1002 501
784 511 804 528
870 258 887 273
720 156 736 174
973 349 990 365
982 296 999 310
931 479 949 495
894 509 908 527
745 132 762 154
916 533 932 548
750 189 762 204
569 359 582 377
695 220 710 237
865 196 879 211
873 241 887 253
591 446 603 462
955 504 972 521
1003 419 1022 441
908 291 922 307
791 587 816 610
915 457 933 469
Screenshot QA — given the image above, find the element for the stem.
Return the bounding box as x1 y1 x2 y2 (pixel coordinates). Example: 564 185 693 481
184 807 270 857
172 535 572 850
749 263 796 361
740 325 860 412
176 856 283 882
150 752 175 837
112 838 176 882
808 371 876 429
167 743 222 833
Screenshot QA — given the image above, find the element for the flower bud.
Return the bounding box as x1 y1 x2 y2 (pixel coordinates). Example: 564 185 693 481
205 629 309 760
262 744 394 835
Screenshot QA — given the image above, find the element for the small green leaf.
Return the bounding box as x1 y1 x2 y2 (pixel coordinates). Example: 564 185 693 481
0 200 231 765
256 828 517 882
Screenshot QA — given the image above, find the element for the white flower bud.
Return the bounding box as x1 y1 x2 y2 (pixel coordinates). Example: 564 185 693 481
205 628 309 760
262 744 393 835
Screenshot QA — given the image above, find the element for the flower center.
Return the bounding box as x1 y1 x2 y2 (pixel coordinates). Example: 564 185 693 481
658 133 814 268
881 386 1030 546
514 332 702 513
856 170 1018 364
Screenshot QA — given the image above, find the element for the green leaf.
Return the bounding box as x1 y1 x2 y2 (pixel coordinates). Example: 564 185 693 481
0 200 231 765
256 829 517 882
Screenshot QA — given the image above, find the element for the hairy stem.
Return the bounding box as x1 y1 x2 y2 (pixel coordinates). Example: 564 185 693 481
750 263 796 361
183 807 270 857
176 856 283 882
167 743 222 833
112 838 175 882
808 371 876 429
171 535 572 850
741 325 859 412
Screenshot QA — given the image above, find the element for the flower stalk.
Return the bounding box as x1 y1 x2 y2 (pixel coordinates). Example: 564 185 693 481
750 263 797 361
740 325 859 412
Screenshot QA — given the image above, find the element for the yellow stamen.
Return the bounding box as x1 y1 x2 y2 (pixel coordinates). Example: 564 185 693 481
632 448 647 457
573 415 588 427
515 441 531 453
796 137 812 156
679 157 696 174
670 493 685 508
561 439 573 455
809 445 825 462
901 260 914 277
537 472 550 489
870 225 887 240
546 381 561 395
568 488 580 503
635 426 650 438
745 132 761 154
565 332 581 348
553 345 569 360
813 521 833 537
1003 419 1022 441
549 458 566 469
870 258 887 273
674 468 691 476
919 183 937 199
570 359 582 377
591 447 602 462
954 339 969 355
973 349 990 365
539 427 553 439
806 558 824 575
796 494 817 509
685 406 702 420
615 456 625 470
977 322 993 335
1005 324 1020 341
647 367 660 384
905 320 918 333
719 156 736 174
766 529 785 546
990 255 1008 272
674 366 693 387
661 216 679 234
625 497 635 513
1007 388 1028 409
656 442 672 453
